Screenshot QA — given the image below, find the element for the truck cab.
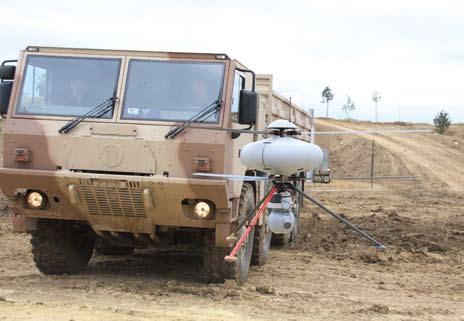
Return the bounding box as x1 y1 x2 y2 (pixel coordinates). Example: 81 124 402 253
0 46 313 284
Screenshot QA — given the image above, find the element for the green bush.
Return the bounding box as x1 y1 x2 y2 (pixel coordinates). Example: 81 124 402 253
433 110 451 134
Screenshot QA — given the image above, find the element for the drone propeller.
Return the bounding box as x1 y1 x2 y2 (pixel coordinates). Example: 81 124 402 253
302 129 431 135
172 124 431 136
192 173 270 181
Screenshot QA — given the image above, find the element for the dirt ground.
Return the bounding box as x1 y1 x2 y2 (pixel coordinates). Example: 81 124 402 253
0 119 463 321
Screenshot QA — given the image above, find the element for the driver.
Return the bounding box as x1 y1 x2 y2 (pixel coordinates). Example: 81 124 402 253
69 79 90 106
190 78 210 107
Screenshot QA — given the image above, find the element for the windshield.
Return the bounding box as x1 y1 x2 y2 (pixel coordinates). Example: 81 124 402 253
121 59 225 122
16 55 121 117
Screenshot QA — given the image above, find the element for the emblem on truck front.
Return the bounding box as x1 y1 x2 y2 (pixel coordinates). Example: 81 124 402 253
99 144 124 168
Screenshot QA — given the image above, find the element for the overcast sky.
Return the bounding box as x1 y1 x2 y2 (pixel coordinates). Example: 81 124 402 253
1 0 463 123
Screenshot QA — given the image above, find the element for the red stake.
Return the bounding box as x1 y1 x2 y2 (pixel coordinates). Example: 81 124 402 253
224 185 278 262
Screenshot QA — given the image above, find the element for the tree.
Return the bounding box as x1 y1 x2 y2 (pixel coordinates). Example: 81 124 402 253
433 110 451 134
372 91 382 122
321 86 334 118
342 95 356 119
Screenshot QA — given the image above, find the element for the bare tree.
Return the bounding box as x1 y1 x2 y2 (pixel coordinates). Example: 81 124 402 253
321 86 334 118
342 95 356 119
372 91 382 122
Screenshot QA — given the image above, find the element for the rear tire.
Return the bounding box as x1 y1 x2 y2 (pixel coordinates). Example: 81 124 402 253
203 183 255 285
271 230 291 247
289 191 302 244
251 219 272 265
31 219 96 275
94 238 134 256
290 179 304 243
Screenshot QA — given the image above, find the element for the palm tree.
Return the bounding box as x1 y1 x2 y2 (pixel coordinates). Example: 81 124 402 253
372 91 382 122
321 86 334 118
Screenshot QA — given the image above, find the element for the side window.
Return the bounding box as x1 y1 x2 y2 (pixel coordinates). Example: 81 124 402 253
231 72 244 123
20 65 48 111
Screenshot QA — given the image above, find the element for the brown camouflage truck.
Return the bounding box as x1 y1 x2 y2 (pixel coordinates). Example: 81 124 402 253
0 46 313 284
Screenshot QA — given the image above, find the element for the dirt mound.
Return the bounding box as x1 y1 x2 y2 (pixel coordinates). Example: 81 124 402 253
295 201 464 264
297 118 464 268
315 118 464 190
316 132 412 177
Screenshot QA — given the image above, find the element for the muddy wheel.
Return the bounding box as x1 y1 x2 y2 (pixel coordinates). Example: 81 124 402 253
271 230 291 246
203 183 255 285
31 219 96 275
289 191 302 243
251 218 272 266
94 238 134 256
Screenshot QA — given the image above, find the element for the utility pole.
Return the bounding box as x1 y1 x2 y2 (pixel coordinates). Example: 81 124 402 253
372 91 382 122
370 139 375 189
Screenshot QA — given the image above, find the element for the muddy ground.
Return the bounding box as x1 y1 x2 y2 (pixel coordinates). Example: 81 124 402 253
0 119 463 321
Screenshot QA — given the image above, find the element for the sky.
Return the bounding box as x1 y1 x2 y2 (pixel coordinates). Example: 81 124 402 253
1 0 463 123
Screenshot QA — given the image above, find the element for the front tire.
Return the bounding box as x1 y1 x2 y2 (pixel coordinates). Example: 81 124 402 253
31 219 96 275
203 183 255 285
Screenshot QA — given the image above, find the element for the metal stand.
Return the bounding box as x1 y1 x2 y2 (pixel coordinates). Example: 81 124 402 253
224 186 277 262
224 181 385 262
290 184 385 249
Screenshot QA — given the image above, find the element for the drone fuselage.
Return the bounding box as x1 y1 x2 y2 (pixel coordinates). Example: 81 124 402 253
239 135 323 176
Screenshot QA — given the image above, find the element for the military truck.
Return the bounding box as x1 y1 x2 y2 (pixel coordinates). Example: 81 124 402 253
0 46 314 284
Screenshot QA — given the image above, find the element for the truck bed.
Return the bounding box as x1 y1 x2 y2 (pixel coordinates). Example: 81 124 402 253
256 74 313 140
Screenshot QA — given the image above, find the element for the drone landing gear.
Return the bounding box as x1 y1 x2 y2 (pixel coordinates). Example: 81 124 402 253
271 180 302 247
290 184 386 250
224 181 385 263
224 186 277 262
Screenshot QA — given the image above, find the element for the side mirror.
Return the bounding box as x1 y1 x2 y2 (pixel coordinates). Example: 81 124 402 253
0 82 13 116
238 90 258 125
0 65 16 80
0 61 16 117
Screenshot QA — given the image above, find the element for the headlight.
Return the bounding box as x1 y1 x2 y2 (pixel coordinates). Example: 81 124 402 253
27 191 45 209
194 201 211 219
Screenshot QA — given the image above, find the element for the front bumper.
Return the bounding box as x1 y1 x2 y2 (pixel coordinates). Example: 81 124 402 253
0 168 232 236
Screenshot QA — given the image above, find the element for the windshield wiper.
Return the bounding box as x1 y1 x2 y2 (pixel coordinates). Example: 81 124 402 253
165 99 223 139
58 96 117 134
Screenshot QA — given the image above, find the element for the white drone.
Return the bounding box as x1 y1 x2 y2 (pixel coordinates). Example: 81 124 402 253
193 120 429 261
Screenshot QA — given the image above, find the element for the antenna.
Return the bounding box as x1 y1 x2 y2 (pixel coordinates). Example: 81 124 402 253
289 97 292 122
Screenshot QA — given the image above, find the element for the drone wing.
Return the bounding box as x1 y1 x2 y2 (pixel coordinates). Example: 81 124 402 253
192 173 270 181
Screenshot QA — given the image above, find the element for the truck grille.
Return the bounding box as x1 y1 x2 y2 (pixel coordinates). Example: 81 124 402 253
79 179 147 218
